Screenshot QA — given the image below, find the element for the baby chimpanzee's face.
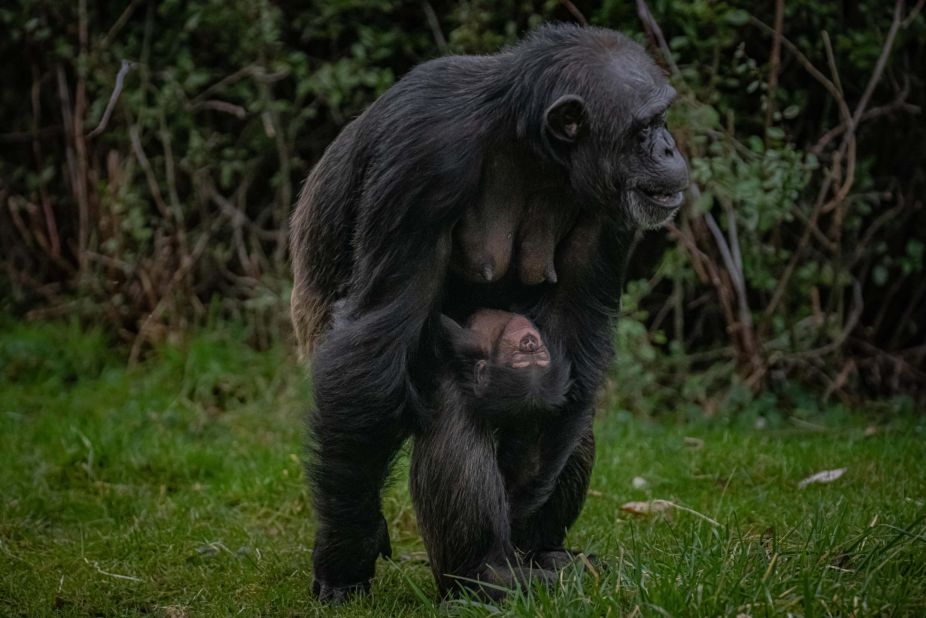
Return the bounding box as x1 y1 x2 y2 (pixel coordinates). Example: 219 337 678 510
466 311 551 370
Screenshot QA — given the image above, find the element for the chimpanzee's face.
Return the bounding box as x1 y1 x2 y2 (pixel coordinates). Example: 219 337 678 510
543 48 689 229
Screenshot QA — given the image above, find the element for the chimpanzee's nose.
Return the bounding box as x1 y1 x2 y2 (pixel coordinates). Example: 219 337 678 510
657 128 688 188
519 334 539 353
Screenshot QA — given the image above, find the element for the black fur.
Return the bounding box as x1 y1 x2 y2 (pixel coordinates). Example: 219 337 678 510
289 23 687 602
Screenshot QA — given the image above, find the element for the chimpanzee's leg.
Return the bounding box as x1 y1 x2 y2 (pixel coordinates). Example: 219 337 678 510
410 391 548 600
306 232 454 602
307 320 413 602
510 423 595 568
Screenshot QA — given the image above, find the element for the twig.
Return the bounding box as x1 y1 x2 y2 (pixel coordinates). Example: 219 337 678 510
665 220 710 284
812 99 918 155
0 126 61 143
749 17 843 106
205 181 279 240
888 277 926 348
128 126 171 221
129 219 220 364
559 0 588 26
822 31 843 98
86 60 136 139
189 65 258 105
422 2 448 53
764 0 785 137
790 204 837 252
98 0 144 50
850 199 905 266
837 0 906 159
681 213 744 370
823 359 856 401
253 38 292 268
791 279 864 358
193 99 246 118
659 500 722 527
818 29 853 242
635 0 679 77
30 62 60 259
759 1 909 322
74 0 91 268
705 210 762 378
56 64 90 269
156 106 190 259
723 202 743 285
902 0 925 27
705 212 742 291
85 559 144 583
852 339 926 382
762 177 831 324
822 0 906 212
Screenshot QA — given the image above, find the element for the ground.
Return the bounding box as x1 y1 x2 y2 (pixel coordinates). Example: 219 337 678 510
1 320 924 616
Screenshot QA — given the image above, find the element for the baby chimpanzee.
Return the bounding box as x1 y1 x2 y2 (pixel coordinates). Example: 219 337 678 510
410 309 571 599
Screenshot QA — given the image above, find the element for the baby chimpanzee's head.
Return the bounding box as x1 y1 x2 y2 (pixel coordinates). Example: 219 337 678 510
440 309 570 417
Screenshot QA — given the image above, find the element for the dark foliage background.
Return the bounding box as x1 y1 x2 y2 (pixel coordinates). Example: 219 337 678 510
1 0 924 411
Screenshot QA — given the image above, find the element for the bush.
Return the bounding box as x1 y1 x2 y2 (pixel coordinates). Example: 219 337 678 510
1 0 923 404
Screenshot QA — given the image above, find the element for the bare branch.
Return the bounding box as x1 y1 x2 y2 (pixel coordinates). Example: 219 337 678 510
705 211 752 334
824 0 905 212
764 0 785 137
99 0 144 50
422 2 449 53
559 0 588 26
840 0 906 155
759 1 909 321
635 0 680 77
87 60 136 139
194 99 247 118
902 0 925 27
813 99 918 154
749 17 842 104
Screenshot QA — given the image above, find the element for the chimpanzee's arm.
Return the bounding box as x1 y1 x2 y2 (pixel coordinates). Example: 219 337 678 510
509 217 633 549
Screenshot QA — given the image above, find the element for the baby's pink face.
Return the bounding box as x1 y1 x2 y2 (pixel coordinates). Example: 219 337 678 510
499 315 550 369
466 310 550 370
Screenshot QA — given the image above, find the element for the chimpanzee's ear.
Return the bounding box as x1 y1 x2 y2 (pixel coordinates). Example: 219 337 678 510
544 94 587 143
439 314 463 335
439 314 481 355
473 360 489 395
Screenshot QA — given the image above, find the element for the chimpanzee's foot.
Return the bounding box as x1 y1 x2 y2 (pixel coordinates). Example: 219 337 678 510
311 516 392 604
444 563 557 601
312 579 370 604
525 549 601 572
487 562 558 589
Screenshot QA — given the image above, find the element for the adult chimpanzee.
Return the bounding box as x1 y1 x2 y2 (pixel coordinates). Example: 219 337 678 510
290 24 688 602
411 310 571 599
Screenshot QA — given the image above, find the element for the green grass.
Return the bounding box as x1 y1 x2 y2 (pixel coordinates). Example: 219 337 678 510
1 320 924 616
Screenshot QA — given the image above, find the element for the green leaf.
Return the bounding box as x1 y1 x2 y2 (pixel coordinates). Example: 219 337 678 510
725 9 751 26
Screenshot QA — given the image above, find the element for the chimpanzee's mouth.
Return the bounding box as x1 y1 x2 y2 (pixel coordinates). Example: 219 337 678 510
510 351 551 368
501 323 552 368
636 187 685 209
